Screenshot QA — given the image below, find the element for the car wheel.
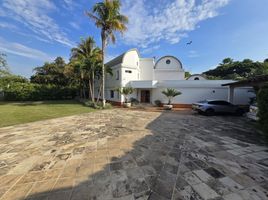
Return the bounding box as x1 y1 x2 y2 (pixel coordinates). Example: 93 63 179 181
205 108 215 116
235 108 244 116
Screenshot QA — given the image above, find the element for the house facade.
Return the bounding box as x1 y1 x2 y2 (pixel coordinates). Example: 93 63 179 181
100 49 254 107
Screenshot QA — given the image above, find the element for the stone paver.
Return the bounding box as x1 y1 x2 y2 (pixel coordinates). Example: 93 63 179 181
0 109 267 200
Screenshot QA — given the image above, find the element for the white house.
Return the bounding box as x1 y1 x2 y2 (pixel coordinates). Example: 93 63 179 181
99 49 254 107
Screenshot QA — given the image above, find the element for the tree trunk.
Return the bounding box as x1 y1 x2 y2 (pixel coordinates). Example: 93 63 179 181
101 31 106 107
92 70 95 102
97 81 102 103
89 79 93 102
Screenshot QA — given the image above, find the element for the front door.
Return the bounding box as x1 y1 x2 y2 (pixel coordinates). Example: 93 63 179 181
140 90 150 103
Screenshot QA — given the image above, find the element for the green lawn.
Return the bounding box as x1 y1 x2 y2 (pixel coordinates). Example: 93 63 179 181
0 101 95 127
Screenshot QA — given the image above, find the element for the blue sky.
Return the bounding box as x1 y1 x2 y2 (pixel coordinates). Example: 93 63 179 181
0 0 268 78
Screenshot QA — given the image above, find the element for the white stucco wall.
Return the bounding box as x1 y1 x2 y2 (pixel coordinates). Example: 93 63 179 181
154 71 185 81
154 56 185 81
139 58 154 80
151 81 254 105
155 56 183 70
122 49 140 68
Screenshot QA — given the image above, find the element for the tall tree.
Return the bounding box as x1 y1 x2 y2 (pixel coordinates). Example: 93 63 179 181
0 53 10 77
31 57 69 86
86 0 128 107
204 58 268 80
71 37 102 102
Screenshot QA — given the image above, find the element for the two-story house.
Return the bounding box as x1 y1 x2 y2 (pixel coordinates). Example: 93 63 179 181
98 49 254 107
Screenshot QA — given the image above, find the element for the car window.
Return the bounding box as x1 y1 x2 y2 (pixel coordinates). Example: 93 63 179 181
208 101 218 105
198 100 207 103
208 101 230 105
218 101 231 105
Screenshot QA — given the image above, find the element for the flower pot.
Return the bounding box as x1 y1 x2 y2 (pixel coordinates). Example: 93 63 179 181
163 104 173 110
123 102 131 108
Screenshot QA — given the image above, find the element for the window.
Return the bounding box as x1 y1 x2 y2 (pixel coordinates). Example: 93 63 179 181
116 70 119 80
208 101 230 105
125 70 132 73
194 77 200 80
110 90 114 98
166 59 171 64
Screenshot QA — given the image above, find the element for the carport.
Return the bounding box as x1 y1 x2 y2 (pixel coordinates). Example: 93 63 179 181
222 75 268 103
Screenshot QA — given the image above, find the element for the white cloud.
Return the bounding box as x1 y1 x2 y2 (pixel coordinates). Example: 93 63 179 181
141 45 160 54
63 0 75 10
0 37 53 61
0 22 17 30
69 22 80 30
122 0 229 48
0 0 74 47
188 50 200 58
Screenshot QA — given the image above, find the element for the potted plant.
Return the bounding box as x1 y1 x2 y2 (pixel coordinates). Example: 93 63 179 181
162 88 182 110
116 87 134 108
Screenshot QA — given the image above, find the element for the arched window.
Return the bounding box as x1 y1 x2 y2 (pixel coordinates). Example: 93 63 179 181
166 59 171 64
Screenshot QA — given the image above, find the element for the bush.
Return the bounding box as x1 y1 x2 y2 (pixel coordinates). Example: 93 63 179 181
130 97 139 105
84 101 112 109
154 100 162 107
2 82 77 101
257 85 268 136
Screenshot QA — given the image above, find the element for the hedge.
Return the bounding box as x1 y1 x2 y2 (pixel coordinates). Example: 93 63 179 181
2 82 77 101
257 85 268 136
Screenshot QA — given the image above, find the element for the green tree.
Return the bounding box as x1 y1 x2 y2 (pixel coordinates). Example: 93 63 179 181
70 37 102 102
185 72 191 79
31 57 69 86
162 88 182 105
116 87 134 103
204 58 268 80
0 53 10 77
257 85 268 136
87 0 128 107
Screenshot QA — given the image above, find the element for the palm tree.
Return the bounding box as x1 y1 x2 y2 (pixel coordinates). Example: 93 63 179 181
86 0 128 107
162 88 182 105
116 87 134 103
71 37 102 102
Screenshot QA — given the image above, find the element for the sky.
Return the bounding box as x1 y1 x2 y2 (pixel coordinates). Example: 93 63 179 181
0 0 268 78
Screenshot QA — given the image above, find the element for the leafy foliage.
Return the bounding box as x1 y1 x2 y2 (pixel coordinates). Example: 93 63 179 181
84 100 112 109
87 0 128 106
116 87 134 103
31 57 70 86
70 37 102 102
204 58 268 80
3 82 76 101
0 53 10 77
154 100 162 107
257 85 268 136
185 72 191 79
162 88 182 105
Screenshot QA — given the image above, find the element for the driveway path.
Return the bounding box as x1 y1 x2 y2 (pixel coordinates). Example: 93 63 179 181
0 109 267 200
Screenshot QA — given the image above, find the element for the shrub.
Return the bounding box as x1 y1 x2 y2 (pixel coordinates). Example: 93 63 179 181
84 101 112 109
3 82 77 101
154 100 162 107
257 85 268 136
104 103 113 109
130 97 139 105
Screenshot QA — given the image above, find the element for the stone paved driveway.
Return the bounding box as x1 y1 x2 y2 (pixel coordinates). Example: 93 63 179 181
0 109 267 200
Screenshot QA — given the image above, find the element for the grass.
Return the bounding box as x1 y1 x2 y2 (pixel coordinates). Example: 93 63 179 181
0 100 95 127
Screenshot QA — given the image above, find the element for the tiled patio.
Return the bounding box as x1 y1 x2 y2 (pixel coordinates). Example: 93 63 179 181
0 109 267 200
